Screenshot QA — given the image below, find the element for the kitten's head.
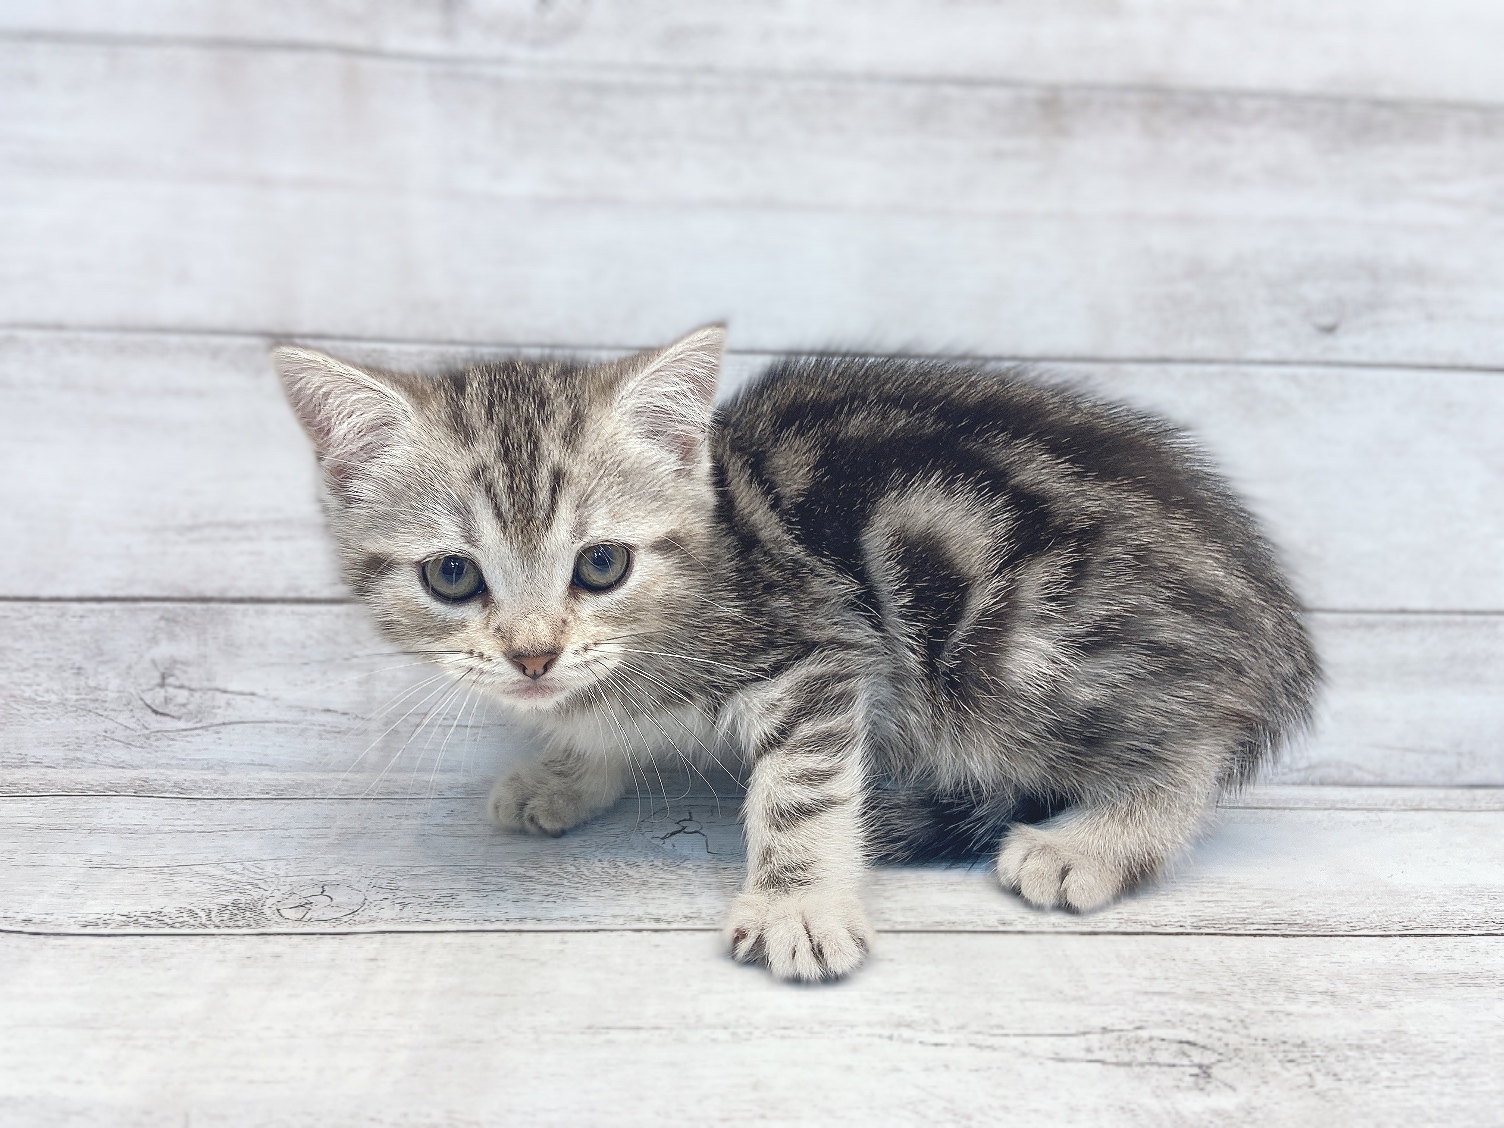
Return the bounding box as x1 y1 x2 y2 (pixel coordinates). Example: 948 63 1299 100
274 326 726 713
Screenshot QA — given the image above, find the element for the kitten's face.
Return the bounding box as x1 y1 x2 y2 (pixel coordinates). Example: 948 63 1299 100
275 328 725 713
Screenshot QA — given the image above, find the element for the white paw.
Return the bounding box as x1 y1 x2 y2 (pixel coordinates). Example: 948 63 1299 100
997 824 1128 912
723 887 873 982
488 764 596 837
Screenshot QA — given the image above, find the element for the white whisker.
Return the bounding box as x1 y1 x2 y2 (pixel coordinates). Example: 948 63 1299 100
330 670 455 788
605 646 751 677
599 668 673 819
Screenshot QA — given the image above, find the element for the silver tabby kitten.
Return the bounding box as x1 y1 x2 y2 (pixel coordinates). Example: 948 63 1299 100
275 326 1318 982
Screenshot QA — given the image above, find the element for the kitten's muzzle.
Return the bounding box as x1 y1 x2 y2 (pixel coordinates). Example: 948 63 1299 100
509 651 560 680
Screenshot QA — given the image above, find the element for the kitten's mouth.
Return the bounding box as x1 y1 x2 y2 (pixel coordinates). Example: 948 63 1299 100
497 681 564 704
490 676 577 709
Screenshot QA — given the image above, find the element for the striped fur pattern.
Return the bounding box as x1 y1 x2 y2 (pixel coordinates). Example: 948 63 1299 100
275 327 1320 982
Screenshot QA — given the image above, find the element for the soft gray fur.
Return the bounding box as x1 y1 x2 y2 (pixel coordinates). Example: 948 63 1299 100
275 327 1319 982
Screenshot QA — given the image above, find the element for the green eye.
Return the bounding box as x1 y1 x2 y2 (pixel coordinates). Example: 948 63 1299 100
421 554 486 603
572 543 631 592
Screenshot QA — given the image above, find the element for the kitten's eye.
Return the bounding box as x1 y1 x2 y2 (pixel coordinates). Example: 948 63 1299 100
572 543 631 592
420 554 486 603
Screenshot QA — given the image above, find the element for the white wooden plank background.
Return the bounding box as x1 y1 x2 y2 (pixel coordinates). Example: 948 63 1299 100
6 0 1504 103
3 39 1504 363
2 3 1501 1122
4 933 1499 1127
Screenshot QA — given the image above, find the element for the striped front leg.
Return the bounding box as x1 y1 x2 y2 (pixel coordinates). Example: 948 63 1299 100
721 656 874 981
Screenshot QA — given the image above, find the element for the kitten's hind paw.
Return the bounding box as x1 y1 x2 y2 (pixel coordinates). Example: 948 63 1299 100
996 825 1127 913
723 887 873 982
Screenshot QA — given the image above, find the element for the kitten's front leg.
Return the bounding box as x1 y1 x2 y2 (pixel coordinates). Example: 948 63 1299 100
722 659 874 982
490 744 629 837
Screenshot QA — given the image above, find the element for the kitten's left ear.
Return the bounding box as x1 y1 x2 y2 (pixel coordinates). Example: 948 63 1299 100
615 324 725 471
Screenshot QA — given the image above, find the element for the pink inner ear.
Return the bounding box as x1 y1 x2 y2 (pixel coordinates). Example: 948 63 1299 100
293 384 393 478
317 426 387 482
303 413 345 459
619 328 724 470
276 352 412 485
669 427 702 468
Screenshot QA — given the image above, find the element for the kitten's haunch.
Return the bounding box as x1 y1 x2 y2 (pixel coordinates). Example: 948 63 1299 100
275 327 1319 982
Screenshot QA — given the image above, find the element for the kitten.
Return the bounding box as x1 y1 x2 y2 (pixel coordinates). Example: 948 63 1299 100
275 326 1319 982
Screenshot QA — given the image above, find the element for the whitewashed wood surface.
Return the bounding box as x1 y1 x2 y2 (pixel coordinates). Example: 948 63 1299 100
4 933 1498 1127
7 0 1504 103
2 3 1502 1123
3 39 1504 363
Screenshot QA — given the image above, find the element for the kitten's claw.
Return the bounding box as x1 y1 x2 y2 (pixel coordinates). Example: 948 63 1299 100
723 888 873 982
997 825 1126 913
489 765 592 837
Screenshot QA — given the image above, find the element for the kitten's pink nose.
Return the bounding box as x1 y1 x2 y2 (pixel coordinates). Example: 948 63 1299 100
509 651 559 681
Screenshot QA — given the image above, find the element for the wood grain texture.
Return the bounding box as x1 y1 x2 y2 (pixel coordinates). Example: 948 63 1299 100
1219 786 1504 813
4 43 1504 363
0 601 524 798
6 332 1503 609
4 8 1501 1122
3 792 1501 936
5 0 1504 103
2 932 1501 1125
2 603 1499 792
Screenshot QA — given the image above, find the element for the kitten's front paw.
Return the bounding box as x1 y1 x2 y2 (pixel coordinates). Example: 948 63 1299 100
997 825 1127 913
488 764 595 837
723 887 873 982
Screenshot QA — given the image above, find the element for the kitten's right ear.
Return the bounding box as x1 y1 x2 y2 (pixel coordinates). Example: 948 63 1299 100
614 324 725 473
272 347 413 482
